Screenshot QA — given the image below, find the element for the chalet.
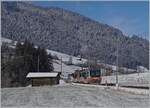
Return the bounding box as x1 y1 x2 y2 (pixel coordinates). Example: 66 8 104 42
26 72 60 86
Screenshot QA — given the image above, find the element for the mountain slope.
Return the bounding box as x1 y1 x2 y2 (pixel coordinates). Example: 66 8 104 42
1 2 149 69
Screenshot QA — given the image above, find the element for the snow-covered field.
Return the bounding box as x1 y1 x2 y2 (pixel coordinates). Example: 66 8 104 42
72 83 149 95
1 84 149 108
101 72 149 87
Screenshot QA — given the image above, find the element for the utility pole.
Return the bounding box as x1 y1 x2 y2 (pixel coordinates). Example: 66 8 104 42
80 54 83 70
38 55 39 72
116 38 119 87
61 56 62 74
104 53 107 85
98 60 101 85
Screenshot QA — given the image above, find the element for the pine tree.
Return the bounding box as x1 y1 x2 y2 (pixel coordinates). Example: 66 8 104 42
15 42 23 56
48 53 54 72
36 47 53 72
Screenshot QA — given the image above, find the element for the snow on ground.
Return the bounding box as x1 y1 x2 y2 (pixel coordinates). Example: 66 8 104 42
101 72 149 87
46 49 87 65
72 83 149 95
1 84 149 108
1 37 18 45
53 60 81 79
59 79 66 85
1 37 12 43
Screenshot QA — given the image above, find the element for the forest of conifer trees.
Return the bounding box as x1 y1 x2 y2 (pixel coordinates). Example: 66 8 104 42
1 40 53 87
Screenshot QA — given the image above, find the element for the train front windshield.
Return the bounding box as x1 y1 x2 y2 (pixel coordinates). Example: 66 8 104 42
90 70 101 77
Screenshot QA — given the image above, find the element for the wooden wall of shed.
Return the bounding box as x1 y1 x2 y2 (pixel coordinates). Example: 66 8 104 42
31 77 59 86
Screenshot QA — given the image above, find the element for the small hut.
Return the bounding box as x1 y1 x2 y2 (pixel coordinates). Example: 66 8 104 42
26 72 60 86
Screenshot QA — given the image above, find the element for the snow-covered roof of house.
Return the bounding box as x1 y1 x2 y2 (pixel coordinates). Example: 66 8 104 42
26 72 59 78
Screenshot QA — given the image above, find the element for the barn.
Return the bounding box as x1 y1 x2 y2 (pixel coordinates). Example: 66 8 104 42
26 72 60 86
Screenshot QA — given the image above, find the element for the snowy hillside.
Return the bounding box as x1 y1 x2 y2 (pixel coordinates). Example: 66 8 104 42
53 60 81 79
1 37 87 64
1 37 12 43
46 49 86 65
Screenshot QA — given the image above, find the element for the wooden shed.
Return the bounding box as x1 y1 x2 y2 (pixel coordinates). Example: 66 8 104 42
26 72 60 86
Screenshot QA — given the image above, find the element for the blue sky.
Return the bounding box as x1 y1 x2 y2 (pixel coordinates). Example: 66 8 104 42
32 1 149 38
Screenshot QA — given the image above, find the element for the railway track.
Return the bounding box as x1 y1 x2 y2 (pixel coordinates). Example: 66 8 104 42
74 82 149 89
120 85 149 89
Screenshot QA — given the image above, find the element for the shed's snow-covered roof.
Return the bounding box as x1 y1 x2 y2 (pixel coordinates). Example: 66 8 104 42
26 72 58 78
